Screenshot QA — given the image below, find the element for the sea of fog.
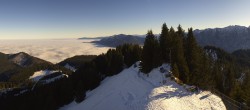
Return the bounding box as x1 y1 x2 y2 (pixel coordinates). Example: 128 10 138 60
0 39 111 63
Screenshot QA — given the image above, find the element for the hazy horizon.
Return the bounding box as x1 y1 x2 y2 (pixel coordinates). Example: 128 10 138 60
1 0 250 39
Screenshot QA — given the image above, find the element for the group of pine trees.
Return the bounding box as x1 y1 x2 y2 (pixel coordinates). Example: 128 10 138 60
140 23 250 106
69 44 143 102
141 23 211 87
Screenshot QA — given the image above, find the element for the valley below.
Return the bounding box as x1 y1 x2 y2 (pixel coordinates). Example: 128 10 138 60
0 39 111 64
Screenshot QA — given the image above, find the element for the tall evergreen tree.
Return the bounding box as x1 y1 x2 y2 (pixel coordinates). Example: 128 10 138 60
116 44 142 67
141 30 161 74
176 24 185 39
106 49 124 76
159 23 170 63
197 52 214 88
170 26 190 83
168 27 176 64
186 28 203 84
93 53 108 75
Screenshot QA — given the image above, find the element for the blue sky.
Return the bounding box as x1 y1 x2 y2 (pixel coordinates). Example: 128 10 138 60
0 0 250 39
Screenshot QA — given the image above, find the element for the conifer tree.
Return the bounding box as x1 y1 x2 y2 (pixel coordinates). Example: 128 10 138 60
197 52 214 88
176 24 185 39
153 39 162 68
106 49 124 76
176 36 189 83
168 27 175 64
159 23 170 63
141 30 160 74
116 44 142 67
171 26 190 83
186 28 203 84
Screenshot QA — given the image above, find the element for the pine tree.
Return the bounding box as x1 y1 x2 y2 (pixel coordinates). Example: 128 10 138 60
186 28 203 84
141 30 160 74
153 39 162 68
94 54 108 75
168 27 175 64
170 26 189 83
116 44 142 67
197 52 214 88
106 49 124 76
159 23 170 63
175 36 190 83
176 24 185 39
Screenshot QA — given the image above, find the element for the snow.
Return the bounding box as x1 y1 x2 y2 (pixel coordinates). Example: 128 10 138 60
9 52 28 66
60 62 226 110
237 73 245 84
0 88 14 95
206 49 218 61
29 69 59 82
14 89 28 96
41 74 68 84
0 39 110 63
64 63 77 72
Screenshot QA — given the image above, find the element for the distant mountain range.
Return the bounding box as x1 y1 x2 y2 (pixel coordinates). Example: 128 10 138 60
78 37 105 39
194 25 250 52
90 34 145 47
86 25 250 52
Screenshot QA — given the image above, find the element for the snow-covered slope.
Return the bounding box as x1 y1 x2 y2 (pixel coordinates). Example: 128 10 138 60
64 63 77 72
29 69 60 82
60 63 226 110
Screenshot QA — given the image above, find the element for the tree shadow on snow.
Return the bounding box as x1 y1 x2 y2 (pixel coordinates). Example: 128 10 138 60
150 84 195 100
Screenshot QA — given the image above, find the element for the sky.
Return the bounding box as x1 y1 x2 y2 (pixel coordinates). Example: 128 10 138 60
0 0 250 39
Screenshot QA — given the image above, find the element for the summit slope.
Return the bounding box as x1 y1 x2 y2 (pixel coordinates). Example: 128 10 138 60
60 63 226 110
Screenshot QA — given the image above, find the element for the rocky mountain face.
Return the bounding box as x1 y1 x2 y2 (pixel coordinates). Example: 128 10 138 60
194 25 250 52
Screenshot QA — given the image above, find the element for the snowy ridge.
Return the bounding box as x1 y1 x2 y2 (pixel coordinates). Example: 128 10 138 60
60 62 226 110
29 69 60 82
41 74 68 84
64 63 77 72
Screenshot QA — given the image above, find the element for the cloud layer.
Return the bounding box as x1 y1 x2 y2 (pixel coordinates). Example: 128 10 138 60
0 39 110 63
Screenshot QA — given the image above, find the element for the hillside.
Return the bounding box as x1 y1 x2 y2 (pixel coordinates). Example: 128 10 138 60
0 52 53 82
0 52 72 90
232 49 250 66
58 55 97 70
92 34 144 47
61 62 226 110
0 52 21 81
194 25 250 52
